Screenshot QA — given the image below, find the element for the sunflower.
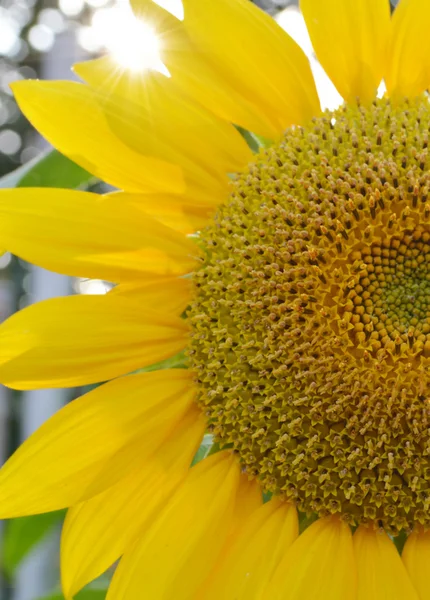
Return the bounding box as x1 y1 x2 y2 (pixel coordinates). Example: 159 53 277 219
0 0 429 597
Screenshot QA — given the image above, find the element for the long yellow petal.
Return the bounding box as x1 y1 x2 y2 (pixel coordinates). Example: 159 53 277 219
353 526 418 600
132 0 320 138
300 0 390 104
202 499 298 600
110 191 216 233
228 477 262 534
385 0 430 98
12 80 184 195
0 370 197 516
111 276 192 316
74 58 252 186
264 516 356 600
181 0 320 133
0 188 198 282
106 452 240 600
61 405 205 598
133 0 278 139
194 477 262 598
403 530 430 600
0 294 188 389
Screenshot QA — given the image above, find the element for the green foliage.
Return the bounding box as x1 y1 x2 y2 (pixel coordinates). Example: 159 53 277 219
236 126 272 153
393 530 408 554
190 434 227 466
139 351 187 373
3 510 65 578
298 511 319 534
262 491 273 503
191 433 215 466
37 589 107 600
0 149 94 190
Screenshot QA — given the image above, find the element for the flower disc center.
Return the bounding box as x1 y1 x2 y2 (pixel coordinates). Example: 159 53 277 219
188 96 430 534
345 229 430 355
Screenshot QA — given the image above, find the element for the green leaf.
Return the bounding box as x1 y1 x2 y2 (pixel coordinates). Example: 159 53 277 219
37 590 107 600
3 510 65 578
262 491 273 503
0 149 95 190
237 126 273 153
139 350 187 373
298 511 319 534
191 433 214 466
393 530 407 554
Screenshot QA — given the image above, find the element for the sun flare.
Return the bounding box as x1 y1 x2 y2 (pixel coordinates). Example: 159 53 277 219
91 2 165 72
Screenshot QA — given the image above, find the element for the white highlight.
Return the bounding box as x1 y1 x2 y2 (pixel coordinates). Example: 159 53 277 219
82 1 168 73
276 6 313 58
276 6 343 111
155 0 183 20
75 279 110 295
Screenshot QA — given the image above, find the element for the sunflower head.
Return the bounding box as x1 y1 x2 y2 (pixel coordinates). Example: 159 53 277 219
189 95 430 535
2 0 430 598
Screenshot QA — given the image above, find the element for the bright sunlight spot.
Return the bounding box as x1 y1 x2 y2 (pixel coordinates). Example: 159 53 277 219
84 1 167 73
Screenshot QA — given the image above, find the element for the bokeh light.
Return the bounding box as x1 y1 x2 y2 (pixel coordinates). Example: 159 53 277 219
0 129 21 155
0 8 21 57
38 9 67 34
28 24 55 52
59 0 85 17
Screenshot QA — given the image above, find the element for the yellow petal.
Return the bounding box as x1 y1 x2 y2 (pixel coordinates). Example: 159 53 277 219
106 452 240 600
111 276 192 315
132 0 320 138
0 369 197 516
354 526 418 600
264 516 356 600
61 405 205 598
229 477 263 533
0 188 198 282
110 191 216 233
74 58 252 192
0 294 188 389
301 0 390 104
202 499 298 600
403 530 430 600
133 0 278 139
195 477 263 598
12 79 184 194
385 0 430 98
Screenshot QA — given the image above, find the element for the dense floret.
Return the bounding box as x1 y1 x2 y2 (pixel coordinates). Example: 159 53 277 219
188 97 430 534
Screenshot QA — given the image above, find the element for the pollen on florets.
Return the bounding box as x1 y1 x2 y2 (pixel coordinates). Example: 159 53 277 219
187 96 430 535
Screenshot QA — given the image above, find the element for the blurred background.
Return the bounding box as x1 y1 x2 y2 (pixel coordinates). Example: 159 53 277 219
0 0 400 599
